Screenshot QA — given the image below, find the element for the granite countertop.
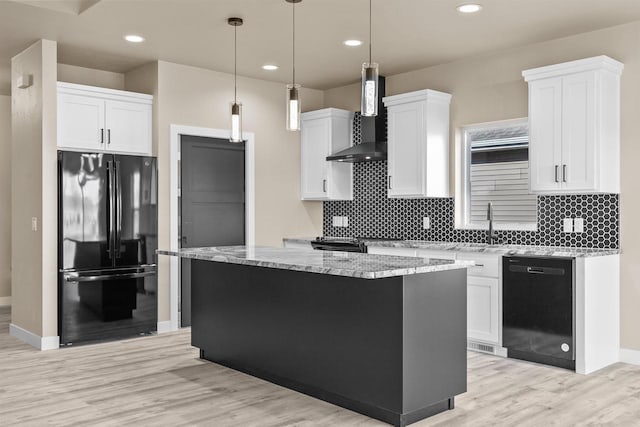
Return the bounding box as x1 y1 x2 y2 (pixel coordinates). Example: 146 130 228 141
158 246 474 279
282 237 619 258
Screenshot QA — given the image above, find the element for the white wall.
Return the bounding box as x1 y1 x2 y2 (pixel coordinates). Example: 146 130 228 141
58 64 125 90
10 39 58 339
0 95 11 305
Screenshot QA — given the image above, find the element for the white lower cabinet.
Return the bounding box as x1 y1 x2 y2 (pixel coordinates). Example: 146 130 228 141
466 275 500 345
457 252 502 350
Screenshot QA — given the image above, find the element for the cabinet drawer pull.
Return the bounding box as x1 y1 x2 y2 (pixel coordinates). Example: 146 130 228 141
388 176 392 189
475 263 485 267
555 165 559 183
562 164 567 182
322 179 327 193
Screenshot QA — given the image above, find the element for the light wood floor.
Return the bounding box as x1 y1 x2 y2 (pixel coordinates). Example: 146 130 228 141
1 306 640 427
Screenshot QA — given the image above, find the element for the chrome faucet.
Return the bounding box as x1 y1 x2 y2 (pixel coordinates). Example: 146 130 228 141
486 202 499 245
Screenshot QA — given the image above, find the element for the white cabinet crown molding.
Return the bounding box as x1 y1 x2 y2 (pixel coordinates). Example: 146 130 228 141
301 108 353 121
383 89 452 107
522 55 623 82
57 81 153 104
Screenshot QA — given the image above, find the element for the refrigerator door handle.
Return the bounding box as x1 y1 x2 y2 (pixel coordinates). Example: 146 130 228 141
59 264 157 274
115 160 123 258
64 270 156 283
106 160 115 259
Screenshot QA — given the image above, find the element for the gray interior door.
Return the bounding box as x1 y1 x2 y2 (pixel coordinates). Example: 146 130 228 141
180 135 245 326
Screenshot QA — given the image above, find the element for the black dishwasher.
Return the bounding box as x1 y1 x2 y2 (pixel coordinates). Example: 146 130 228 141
503 256 575 370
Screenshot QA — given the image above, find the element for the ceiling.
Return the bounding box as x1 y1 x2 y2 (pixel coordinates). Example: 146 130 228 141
2 0 640 95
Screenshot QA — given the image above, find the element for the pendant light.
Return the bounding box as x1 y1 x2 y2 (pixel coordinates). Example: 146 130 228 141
285 0 302 131
361 0 378 117
228 17 244 143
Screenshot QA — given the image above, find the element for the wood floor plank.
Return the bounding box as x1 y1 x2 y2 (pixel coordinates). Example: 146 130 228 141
1 306 640 426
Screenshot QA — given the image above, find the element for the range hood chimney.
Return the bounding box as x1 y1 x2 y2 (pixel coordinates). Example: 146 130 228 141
326 77 387 162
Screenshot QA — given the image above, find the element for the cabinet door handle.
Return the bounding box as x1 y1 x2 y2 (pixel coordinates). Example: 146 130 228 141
554 165 559 183
388 176 392 189
107 129 111 145
322 179 327 193
100 128 104 144
562 164 567 182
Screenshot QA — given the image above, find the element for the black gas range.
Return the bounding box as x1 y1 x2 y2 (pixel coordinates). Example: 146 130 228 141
310 237 399 253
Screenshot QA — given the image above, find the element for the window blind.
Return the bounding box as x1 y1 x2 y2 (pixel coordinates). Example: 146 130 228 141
467 124 536 224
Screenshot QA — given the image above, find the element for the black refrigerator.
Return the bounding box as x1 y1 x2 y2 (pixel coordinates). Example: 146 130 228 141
58 151 158 346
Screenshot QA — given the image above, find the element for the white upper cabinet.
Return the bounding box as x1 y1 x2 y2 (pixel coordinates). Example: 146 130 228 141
58 82 153 155
300 108 353 201
383 89 452 198
523 56 623 193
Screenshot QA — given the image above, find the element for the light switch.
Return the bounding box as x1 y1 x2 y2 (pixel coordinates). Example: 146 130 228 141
423 217 430 229
562 218 573 233
332 216 342 227
574 218 584 233
342 216 349 227
31 217 38 232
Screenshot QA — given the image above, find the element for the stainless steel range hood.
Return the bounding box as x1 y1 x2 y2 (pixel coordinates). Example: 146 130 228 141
326 77 387 163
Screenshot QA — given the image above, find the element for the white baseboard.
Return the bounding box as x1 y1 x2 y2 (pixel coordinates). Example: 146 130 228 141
157 320 179 334
9 323 59 350
495 346 508 358
0 296 11 306
620 348 640 365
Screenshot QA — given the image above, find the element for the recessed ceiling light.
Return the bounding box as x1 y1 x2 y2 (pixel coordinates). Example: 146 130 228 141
456 4 482 13
343 40 363 47
262 64 279 71
124 34 145 43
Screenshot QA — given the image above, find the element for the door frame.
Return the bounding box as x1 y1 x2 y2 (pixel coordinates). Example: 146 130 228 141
168 124 255 330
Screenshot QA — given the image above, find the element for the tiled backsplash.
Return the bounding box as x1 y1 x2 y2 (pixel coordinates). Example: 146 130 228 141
323 160 619 249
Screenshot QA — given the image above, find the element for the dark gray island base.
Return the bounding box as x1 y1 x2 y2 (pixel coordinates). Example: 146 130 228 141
160 246 469 427
192 261 466 426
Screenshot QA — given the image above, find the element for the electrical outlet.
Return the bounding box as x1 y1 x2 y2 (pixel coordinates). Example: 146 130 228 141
31 217 37 232
562 218 573 233
332 216 342 227
342 216 349 227
423 217 430 229
574 218 584 233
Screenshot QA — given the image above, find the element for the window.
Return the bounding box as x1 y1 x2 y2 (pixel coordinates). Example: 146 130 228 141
458 119 536 230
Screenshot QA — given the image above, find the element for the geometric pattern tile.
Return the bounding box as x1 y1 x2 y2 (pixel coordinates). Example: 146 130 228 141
323 114 619 248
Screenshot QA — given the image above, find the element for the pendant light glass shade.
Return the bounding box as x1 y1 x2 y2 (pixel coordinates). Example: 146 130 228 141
230 102 243 143
361 62 379 117
286 84 301 131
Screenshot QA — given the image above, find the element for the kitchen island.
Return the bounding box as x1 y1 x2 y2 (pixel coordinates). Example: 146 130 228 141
158 246 473 427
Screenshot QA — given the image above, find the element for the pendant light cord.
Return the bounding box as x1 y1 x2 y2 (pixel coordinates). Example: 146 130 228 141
292 1 296 85
368 0 372 63
234 22 237 104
